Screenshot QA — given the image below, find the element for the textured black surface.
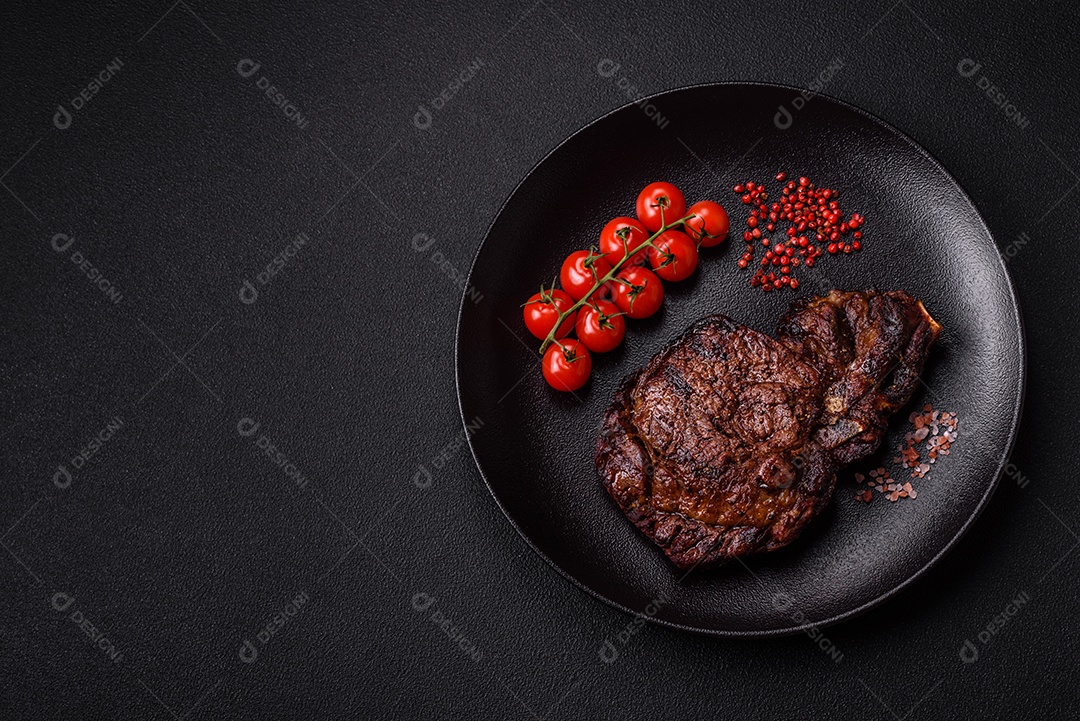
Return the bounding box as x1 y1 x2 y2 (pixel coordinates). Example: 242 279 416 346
458 82 1024 636
2 1 1078 718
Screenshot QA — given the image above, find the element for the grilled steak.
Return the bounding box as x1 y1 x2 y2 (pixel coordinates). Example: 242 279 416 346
595 290 941 569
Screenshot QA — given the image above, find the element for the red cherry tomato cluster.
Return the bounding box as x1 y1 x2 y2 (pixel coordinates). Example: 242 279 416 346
523 182 729 392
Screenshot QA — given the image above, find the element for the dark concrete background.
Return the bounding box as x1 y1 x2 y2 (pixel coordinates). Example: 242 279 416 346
2 1 1077 718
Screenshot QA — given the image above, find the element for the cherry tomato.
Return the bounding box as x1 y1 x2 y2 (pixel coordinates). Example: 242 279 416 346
523 288 576 340
599 217 649 265
575 300 626 353
635 182 687 233
611 266 664 319
647 230 699 282
559 249 612 301
542 339 592 392
685 200 730 248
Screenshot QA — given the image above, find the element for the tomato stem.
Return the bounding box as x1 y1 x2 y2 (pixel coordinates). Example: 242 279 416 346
538 213 694 354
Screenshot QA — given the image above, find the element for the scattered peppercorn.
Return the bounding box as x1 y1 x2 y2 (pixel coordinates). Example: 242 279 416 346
733 173 867 292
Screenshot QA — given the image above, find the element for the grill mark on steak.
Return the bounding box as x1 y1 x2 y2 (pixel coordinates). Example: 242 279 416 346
595 290 941 570
662 364 694 399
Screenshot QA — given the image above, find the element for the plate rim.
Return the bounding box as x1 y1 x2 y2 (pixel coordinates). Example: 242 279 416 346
454 80 1027 637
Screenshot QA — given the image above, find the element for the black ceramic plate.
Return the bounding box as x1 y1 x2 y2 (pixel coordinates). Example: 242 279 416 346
456 83 1025 636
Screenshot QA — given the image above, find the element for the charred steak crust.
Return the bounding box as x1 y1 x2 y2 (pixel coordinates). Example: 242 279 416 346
595 290 941 570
